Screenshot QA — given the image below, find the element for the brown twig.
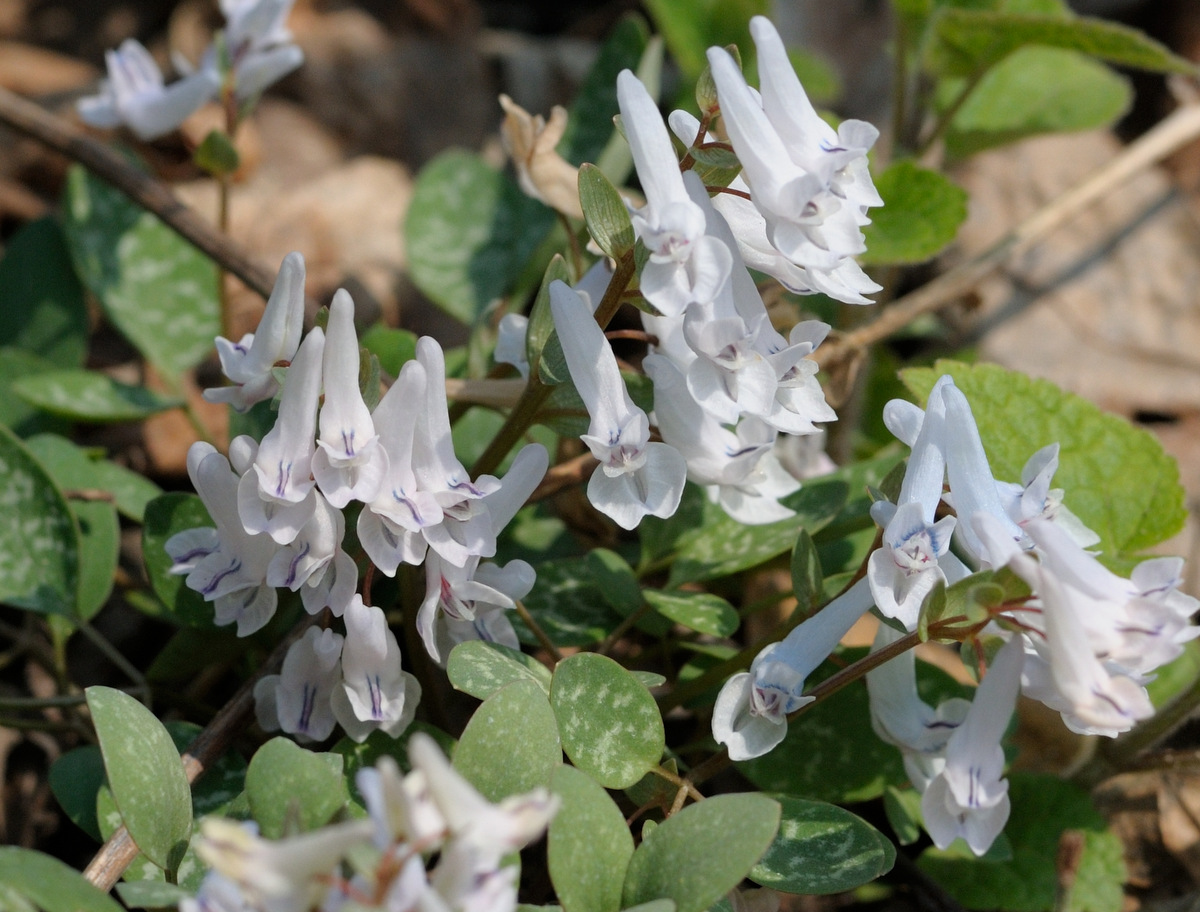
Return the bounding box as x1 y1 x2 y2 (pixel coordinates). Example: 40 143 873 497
817 99 1200 370
82 614 319 890
0 85 277 300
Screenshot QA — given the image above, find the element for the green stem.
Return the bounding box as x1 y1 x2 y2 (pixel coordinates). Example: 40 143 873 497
514 599 563 664
469 250 636 479
596 600 655 657
915 66 989 159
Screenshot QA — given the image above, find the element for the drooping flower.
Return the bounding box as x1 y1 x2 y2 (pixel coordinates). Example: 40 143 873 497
254 625 344 743
215 0 304 100
331 596 421 742
549 280 686 529
264 487 357 616
312 289 388 508
77 38 220 140
238 327 325 544
205 252 307 412
713 576 875 759
617 70 731 317
922 636 1024 855
498 95 583 220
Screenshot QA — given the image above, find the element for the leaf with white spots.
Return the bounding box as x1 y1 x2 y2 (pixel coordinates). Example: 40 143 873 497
548 765 634 912
622 794 780 912
62 164 220 379
12 370 182 423
643 590 738 637
749 796 895 894
245 738 347 839
87 686 192 873
448 641 553 699
454 679 562 802
550 653 664 789
0 423 78 616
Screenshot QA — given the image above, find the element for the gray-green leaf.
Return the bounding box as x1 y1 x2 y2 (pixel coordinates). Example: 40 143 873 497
453 679 562 801
447 640 552 700
749 796 895 894
62 165 220 379
0 848 124 912
245 738 347 839
622 793 780 912
13 370 182 422
0 218 88 368
643 590 738 637
548 765 635 912
550 653 664 789
86 686 192 872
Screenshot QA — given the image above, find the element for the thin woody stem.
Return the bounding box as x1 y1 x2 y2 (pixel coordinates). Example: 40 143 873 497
0 85 279 301
816 99 1200 370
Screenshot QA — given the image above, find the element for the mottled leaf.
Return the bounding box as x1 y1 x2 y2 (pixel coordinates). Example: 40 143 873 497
548 765 634 912
453 679 561 801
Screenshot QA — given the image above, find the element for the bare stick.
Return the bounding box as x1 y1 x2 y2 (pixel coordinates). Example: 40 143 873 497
83 614 318 890
0 85 277 301
817 100 1200 369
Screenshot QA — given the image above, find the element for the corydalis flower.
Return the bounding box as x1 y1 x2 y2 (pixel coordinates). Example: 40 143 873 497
77 39 220 140
332 596 421 742
312 289 388 507
499 95 582 220
254 626 344 743
549 280 686 529
205 252 306 412
713 577 874 759
618 70 730 317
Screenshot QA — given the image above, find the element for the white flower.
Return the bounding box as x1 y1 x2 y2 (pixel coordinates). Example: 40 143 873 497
331 596 421 742
167 443 279 636
254 626 344 743
216 0 303 100
617 70 730 317
238 327 325 544
645 354 799 524
77 39 219 140
866 624 970 792
868 377 964 631
312 289 388 507
205 252 306 412
494 314 530 379
713 577 874 759
264 488 357 616
358 357 441 574
417 445 547 664
997 443 1100 548
922 636 1024 855
549 280 686 529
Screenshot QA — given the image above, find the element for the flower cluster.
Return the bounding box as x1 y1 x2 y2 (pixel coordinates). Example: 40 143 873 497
185 733 558 912
78 0 303 140
536 17 878 531
714 373 1199 856
167 252 549 742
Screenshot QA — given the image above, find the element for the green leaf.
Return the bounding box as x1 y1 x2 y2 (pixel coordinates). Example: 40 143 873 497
23 433 162 523
548 765 635 912
12 370 182 422
518 557 624 647
942 47 1131 159
642 0 768 82
0 218 88 368
194 129 240 176
86 686 191 871
860 161 967 265
585 549 644 616
406 151 555 325
622 793 780 912
141 493 218 628
749 796 895 894
790 530 823 615
901 360 1187 557
644 590 738 637
579 164 635 258
447 640 552 700
62 164 220 379
527 255 572 379
453 679 561 801
884 785 923 845
739 650 972 802
116 881 191 910
0 423 78 615
550 653 664 789
919 773 1126 912
72 499 119 620
245 738 347 839
0 848 124 912
49 745 106 841
360 324 418 378
0 348 71 437
559 15 650 169
666 470 852 586
931 9 1196 77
